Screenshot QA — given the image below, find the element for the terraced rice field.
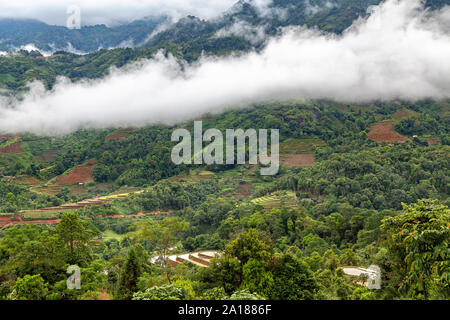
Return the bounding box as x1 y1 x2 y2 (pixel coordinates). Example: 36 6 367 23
168 170 215 183
251 191 298 209
151 251 220 268
105 128 134 141
0 214 60 228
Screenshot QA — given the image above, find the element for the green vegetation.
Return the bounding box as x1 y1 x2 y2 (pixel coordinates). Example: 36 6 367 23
279 138 327 154
0 0 449 301
0 100 448 300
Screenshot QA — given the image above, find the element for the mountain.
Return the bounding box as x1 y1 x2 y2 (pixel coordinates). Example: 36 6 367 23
0 0 390 55
0 17 166 53
1 0 449 92
1 0 449 56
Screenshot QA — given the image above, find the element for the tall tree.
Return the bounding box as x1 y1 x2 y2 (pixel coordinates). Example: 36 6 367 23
132 217 189 283
117 246 142 300
381 199 450 299
56 212 99 266
270 253 319 300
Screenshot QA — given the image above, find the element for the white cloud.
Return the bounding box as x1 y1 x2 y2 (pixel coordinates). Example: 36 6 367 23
0 0 238 26
0 0 450 135
215 20 268 45
18 44 53 56
305 0 336 16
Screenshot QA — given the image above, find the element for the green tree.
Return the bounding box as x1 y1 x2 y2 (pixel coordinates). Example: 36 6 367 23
9 274 48 300
132 217 189 283
381 199 450 299
270 253 318 300
117 246 143 299
56 212 99 266
92 165 110 182
207 255 242 295
241 258 274 298
225 229 271 267
132 284 192 300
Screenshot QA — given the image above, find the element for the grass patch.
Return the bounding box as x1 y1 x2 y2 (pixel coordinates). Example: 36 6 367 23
102 230 126 241
279 138 327 154
21 139 54 156
0 137 20 149
0 153 34 174
21 210 61 220
0 212 12 216
392 108 419 121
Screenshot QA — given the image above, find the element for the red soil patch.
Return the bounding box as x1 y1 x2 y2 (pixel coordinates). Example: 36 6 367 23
0 135 20 140
368 121 410 143
223 181 253 199
427 137 441 145
0 142 25 154
0 216 12 228
105 133 131 141
36 150 59 162
15 175 41 185
57 160 96 184
0 215 60 228
10 219 60 226
105 128 134 141
98 211 171 219
235 182 253 198
279 153 315 167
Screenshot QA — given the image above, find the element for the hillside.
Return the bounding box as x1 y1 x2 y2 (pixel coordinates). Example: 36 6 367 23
0 100 448 300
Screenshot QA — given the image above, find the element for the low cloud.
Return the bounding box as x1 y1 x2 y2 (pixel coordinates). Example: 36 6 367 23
0 0 450 135
0 0 238 26
215 20 269 45
304 0 336 16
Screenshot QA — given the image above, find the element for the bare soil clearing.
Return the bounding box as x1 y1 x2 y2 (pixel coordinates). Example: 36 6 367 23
15 175 41 185
368 121 410 143
105 133 131 141
36 150 59 162
427 137 441 145
279 153 315 167
0 142 25 154
57 160 96 184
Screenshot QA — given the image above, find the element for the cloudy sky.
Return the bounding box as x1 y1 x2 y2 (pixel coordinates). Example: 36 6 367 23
0 0 449 135
0 0 239 26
